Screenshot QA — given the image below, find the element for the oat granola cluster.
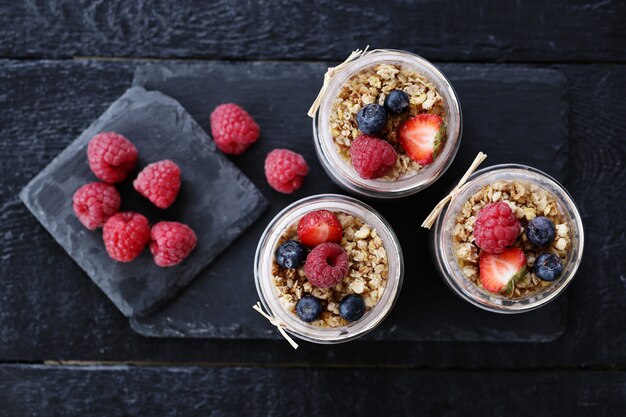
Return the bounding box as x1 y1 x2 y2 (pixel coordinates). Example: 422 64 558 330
453 181 572 298
329 64 446 180
272 212 388 327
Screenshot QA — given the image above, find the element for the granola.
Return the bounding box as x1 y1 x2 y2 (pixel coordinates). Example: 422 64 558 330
272 212 388 327
453 181 572 298
329 63 447 180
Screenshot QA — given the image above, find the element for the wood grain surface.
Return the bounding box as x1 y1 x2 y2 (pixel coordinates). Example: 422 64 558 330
1 1 625 414
1 364 625 417
1 60 624 368
0 0 623 62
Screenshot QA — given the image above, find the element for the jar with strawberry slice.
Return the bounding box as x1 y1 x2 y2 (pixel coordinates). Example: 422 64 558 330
312 49 462 198
254 194 404 344
430 164 584 313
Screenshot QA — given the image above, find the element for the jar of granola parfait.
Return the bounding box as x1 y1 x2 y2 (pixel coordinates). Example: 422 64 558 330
430 164 584 313
254 194 404 344
312 49 462 198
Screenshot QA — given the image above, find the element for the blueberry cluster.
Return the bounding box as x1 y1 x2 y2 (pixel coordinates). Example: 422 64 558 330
356 90 410 135
296 293 366 323
526 216 563 281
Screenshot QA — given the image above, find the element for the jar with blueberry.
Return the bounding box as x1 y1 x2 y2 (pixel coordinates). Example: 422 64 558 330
311 49 462 198
430 164 584 313
254 194 404 343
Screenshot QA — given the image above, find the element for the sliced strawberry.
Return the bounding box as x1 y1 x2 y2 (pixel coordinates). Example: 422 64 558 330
397 113 445 165
479 247 527 295
297 210 343 247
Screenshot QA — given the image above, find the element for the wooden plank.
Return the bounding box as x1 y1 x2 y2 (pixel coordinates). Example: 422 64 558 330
1 365 625 416
0 60 625 367
0 1 623 62
128 61 569 342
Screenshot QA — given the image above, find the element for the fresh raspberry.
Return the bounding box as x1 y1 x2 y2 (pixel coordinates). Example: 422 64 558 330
133 160 181 209
72 182 121 230
264 149 309 194
350 134 398 179
149 221 197 267
102 212 150 262
303 243 349 288
210 103 260 155
474 202 522 254
87 132 138 183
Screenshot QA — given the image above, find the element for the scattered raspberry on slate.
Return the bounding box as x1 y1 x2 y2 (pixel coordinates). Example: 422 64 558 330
102 212 151 262
133 160 181 209
350 134 398 179
264 149 309 194
72 182 121 230
87 132 138 183
303 242 350 288
149 221 198 267
474 202 522 253
210 103 260 155
297 209 343 247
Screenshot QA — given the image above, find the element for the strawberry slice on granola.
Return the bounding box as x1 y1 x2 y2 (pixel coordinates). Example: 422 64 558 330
479 247 527 295
398 113 445 165
297 210 343 247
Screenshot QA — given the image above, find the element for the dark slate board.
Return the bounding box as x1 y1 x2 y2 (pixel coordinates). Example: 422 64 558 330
19 86 268 317
2 0 624 63
129 62 569 342
3 365 626 417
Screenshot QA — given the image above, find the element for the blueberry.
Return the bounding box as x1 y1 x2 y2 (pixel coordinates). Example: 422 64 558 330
339 294 366 322
534 253 564 281
384 90 410 115
526 216 556 247
356 104 388 135
275 240 307 269
296 295 322 322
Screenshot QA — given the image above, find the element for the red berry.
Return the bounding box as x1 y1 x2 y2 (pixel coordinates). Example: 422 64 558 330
350 134 397 179
474 202 522 254
297 210 343 247
303 243 349 288
72 182 121 230
210 103 260 155
264 149 309 194
479 247 527 295
102 212 150 262
398 114 444 165
87 132 138 183
149 221 197 267
133 160 181 209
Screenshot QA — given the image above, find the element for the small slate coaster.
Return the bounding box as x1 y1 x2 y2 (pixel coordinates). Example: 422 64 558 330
129 62 569 342
20 87 268 317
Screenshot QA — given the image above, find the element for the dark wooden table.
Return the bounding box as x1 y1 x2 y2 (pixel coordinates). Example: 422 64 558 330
1 1 625 416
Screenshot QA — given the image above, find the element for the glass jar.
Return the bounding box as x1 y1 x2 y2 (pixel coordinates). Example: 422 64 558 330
312 49 462 199
254 194 404 343
430 164 584 313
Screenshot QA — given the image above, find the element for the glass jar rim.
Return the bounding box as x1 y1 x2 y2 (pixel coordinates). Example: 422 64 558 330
313 49 462 198
254 194 404 343
433 164 584 313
